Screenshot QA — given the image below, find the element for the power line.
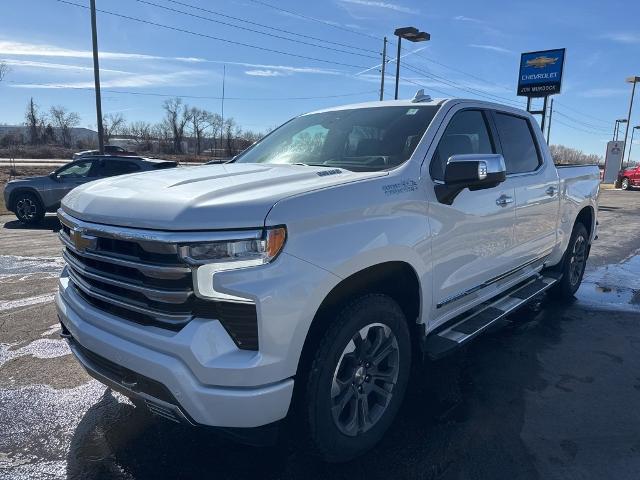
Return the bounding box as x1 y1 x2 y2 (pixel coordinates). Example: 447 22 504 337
552 111 610 133
135 0 379 60
53 0 371 70
8 80 378 100
401 62 524 107
246 0 382 42
162 0 379 55
552 117 611 136
554 101 611 127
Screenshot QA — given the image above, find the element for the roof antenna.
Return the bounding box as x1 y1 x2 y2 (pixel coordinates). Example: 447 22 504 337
411 89 432 103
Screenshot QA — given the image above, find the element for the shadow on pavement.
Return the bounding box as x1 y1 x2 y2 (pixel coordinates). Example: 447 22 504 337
65 300 573 480
3 215 60 232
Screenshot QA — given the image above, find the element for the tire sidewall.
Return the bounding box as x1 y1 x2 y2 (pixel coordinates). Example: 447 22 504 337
622 178 630 190
306 295 411 462
15 193 43 224
563 223 589 296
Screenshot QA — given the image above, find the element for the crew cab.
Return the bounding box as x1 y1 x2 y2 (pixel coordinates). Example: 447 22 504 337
55 93 599 462
618 164 640 190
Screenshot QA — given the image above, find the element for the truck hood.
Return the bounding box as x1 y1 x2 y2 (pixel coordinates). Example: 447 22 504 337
61 163 385 230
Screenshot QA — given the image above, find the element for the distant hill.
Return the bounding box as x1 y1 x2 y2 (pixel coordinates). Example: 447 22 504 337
0 125 98 143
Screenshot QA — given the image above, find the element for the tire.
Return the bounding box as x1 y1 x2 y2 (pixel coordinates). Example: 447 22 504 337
303 294 412 462
621 177 631 190
14 192 45 225
550 222 589 299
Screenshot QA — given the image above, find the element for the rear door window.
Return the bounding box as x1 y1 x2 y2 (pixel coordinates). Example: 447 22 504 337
96 160 140 177
430 110 495 181
494 113 541 174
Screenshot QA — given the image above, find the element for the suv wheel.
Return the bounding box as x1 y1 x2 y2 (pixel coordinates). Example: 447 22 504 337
304 294 411 462
621 177 631 190
14 192 45 225
550 222 589 299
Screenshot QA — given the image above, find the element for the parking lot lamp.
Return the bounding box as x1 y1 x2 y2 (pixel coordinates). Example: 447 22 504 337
393 27 430 100
621 76 640 164
626 125 640 167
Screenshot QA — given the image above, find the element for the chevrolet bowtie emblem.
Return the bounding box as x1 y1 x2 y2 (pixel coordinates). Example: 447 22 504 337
525 56 558 69
69 227 97 253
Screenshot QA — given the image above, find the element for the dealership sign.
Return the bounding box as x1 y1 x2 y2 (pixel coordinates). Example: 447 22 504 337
517 48 565 97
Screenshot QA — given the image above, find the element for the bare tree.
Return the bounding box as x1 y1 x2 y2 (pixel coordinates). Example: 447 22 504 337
223 118 238 157
206 113 223 156
0 62 9 82
189 107 211 155
24 98 46 145
129 121 153 150
162 98 192 154
102 113 126 143
49 106 80 147
549 144 602 165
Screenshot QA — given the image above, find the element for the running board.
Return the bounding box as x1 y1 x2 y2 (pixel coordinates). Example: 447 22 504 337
424 272 561 359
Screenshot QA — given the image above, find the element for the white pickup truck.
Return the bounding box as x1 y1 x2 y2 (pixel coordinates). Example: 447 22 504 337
56 93 599 462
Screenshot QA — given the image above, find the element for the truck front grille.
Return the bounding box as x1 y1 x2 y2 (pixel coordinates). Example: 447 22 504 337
58 211 259 349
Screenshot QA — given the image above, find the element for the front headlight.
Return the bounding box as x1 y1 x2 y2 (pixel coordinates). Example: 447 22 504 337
179 226 286 266
182 226 287 302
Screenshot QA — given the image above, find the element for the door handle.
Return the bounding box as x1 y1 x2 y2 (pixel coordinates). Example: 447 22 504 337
496 195 514 207
545 186 557 196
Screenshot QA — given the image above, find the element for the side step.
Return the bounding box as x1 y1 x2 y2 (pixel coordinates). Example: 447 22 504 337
424 272 560 359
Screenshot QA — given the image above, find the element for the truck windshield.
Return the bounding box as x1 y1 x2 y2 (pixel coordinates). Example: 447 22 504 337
234 105 440 171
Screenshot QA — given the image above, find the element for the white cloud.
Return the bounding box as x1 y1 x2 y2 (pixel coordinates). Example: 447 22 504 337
0 58 129 74
601 32 640 44
244 69 286 77
454 15 484 23
10 70 208 89
0 40 207 63
469 44 513 54
579 88 627 98
337 0 417 14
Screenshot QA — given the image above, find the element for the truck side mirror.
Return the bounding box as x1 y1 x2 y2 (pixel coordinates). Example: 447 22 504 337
435 154 506 205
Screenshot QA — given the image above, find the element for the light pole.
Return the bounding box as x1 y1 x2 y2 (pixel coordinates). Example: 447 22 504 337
627 125 640 167
393 26 430 100
614 118 627 141
621 76 640 163
90 0 104 155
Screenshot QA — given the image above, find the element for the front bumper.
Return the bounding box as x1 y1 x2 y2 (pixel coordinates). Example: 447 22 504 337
57 276 293 428
56 249 337 428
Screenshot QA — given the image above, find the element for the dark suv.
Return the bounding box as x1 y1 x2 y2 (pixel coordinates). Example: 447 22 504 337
3 156 177 224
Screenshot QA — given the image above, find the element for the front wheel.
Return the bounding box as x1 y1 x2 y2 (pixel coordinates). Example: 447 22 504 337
304 294 411 462
550 222 589 299
621 177 631 190
14 192 45 225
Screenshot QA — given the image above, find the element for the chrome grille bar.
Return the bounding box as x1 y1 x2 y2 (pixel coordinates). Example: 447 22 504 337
62 250 192 304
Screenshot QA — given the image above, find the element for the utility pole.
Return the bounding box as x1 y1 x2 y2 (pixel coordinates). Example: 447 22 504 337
546 98 554 144
220 64 226 157
379 37 387 101
90 0 104 154
394 37 402 100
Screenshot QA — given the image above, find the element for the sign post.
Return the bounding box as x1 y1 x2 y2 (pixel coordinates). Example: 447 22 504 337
517 48 565 140
603 141 624 184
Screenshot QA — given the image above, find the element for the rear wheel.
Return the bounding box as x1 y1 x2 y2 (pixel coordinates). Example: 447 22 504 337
550 222 589 299
14 192 44 225
304 294 411 462
621 177 631 190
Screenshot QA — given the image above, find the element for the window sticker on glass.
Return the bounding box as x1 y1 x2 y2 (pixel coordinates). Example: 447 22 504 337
406 108 419 115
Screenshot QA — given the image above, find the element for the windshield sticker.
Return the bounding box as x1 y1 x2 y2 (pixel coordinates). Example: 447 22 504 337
406 108 419 115
383 179 418 196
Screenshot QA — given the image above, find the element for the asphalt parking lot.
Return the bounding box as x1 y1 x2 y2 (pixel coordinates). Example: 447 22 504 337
0 189 639 480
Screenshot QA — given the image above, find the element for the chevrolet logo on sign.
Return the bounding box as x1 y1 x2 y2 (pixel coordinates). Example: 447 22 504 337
69 227 97 253
525 56 559 69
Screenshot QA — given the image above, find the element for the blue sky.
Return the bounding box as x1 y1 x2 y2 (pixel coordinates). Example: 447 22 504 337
1 0 639 156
